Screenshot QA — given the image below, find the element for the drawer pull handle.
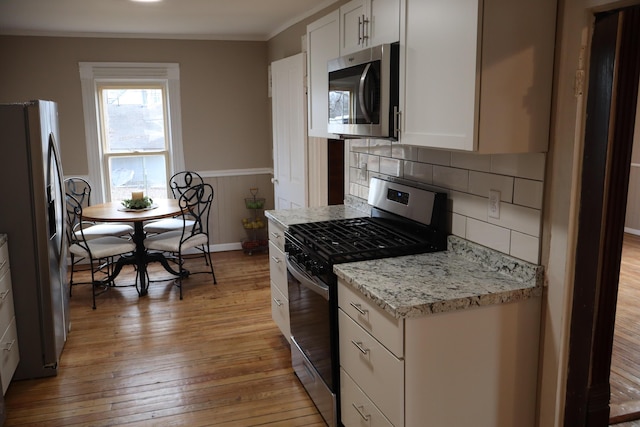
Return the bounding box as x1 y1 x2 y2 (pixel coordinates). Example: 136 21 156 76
0 260 6 271
350 302 368 316
271 256 281 264
352 403 371 421
273 297 283 307
4 339 15 352
270 231 281 238
351 340 369 355
0 290 9 300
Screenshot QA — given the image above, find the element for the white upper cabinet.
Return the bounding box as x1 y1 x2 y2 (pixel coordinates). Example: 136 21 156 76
340 0 400 55
307 10 339 138
399 0 557 153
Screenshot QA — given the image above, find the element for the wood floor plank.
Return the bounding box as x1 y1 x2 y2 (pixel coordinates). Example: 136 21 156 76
3 251 325 426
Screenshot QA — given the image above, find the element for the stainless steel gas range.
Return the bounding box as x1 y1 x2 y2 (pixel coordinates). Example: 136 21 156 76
284 177 449 426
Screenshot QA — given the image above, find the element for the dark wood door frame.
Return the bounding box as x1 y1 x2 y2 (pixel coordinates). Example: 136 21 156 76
564 6 640 426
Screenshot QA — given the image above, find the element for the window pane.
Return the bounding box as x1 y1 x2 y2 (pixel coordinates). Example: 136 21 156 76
102 88 166 152
109 155 167 201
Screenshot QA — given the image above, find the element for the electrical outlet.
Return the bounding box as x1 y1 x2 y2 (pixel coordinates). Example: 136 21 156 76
488 190 501 219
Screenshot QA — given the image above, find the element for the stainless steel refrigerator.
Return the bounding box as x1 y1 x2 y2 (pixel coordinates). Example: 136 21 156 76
0 100 70 379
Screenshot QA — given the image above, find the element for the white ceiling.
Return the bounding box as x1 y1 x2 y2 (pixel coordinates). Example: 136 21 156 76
0 0 340 41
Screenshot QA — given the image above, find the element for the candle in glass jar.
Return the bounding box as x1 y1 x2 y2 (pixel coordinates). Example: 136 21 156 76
131 191 144 200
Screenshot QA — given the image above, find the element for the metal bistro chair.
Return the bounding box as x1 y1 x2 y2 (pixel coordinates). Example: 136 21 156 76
65 194 136 309
64 177 134 293
143 171 204 234
143 171 211 267
144 183 217 299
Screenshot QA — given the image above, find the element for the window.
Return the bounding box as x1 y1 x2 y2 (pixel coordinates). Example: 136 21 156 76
79 63 185 203
98 86 169 201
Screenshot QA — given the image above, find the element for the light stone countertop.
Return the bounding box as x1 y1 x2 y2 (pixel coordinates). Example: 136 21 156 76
264 204 544 319
334 235 544 319
265 201 368 229
0 234 6 247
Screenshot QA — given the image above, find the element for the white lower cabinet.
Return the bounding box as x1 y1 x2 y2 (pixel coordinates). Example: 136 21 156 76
340 368 393 427
0 239 19 395
338 278 541 427
268 220 290 342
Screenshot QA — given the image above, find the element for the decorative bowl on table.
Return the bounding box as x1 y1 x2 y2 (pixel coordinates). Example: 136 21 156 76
121 196 154 210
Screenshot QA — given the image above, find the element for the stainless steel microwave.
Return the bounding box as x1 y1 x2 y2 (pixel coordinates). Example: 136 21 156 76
327 42 399 140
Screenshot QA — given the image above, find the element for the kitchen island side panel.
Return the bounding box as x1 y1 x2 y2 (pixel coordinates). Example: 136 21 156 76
404 296 541 427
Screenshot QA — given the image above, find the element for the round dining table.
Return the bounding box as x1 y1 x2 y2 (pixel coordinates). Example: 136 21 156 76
82 198 184 296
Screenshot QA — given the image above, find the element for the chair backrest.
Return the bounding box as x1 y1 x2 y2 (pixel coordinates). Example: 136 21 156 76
178 183 214 240
169 171 204 199
64 194 90 250
64 177 92 208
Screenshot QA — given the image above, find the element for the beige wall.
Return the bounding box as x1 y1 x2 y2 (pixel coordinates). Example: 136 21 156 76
0 35 274 247
0 36 271 175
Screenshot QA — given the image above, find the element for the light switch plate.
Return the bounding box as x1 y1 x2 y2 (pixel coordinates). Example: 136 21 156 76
489 190 501 219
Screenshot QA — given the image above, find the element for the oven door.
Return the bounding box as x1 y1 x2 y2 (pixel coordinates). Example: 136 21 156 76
287 256 337 427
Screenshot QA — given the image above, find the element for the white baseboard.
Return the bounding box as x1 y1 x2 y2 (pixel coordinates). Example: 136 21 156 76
624 227 640 236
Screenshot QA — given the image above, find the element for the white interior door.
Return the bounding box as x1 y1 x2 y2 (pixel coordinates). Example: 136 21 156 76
271 53 307 209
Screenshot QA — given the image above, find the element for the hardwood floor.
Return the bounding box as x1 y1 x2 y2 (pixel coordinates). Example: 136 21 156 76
3 251 325 426
611 233 640 425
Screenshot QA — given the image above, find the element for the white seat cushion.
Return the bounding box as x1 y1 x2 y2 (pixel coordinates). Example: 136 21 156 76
145 230 208 252
69 236 136 259
144 218 194 233
76 223 133 240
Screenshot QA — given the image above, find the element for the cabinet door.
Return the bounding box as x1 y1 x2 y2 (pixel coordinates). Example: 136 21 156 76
340 0 367 55
307 10 340 138
369 0 400 47
400 0 480 151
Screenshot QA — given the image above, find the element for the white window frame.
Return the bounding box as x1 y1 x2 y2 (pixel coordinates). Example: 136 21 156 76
79 62 185 202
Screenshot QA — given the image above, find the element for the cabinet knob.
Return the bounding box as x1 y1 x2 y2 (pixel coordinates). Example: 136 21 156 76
271 178 278 184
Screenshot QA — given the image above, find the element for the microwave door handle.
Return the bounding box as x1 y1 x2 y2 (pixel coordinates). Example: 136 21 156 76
358 63 373 123
286 256 330 300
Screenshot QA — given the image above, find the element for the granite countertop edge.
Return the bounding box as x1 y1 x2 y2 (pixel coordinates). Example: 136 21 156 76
334 235 544 320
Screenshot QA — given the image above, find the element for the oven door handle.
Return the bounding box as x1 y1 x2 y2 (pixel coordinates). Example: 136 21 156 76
286 256 330 300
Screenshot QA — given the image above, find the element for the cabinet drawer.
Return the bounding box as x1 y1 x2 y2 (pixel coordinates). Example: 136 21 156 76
0 268 15 332
271 282 291 343
268 220 286 253
338 280 403 357
269 241 287 297
341 368 393 427
0 317 19 395
0 242 8 278
339 309 404 426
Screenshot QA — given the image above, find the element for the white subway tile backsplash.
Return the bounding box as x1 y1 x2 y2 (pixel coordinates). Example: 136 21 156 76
370 139 393 157
466 218 511 253
380 157 403 177
350 166 368 185
449 191 488 221
451 152 492 172
488 202 541 237
346 141 545 263
404 161 433 184
468 171 514 202
514 178 543 209
418 147 451 166
392 144 419 160
490 153 546 180
361 154 380 172
510 231 540 264
349 139 369 153
433 166 469 192
451 213 467 238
